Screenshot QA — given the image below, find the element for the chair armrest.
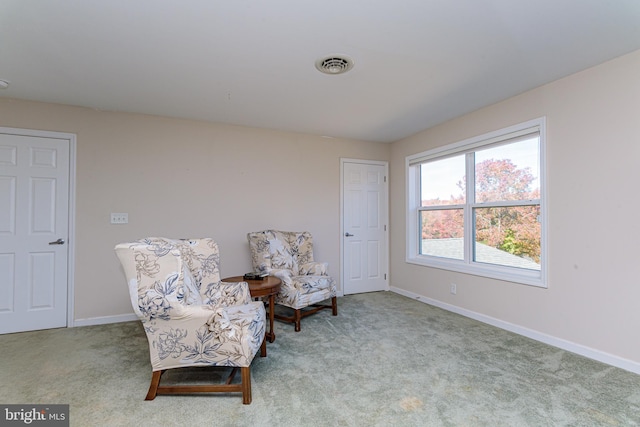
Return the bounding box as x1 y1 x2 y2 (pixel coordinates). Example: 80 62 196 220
203 280 252 306
145 305 217 358
145 304 247 369
169 304 217 323
299 262 329 276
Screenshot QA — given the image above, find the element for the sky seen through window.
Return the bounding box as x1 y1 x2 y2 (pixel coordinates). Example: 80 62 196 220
421 137 540 202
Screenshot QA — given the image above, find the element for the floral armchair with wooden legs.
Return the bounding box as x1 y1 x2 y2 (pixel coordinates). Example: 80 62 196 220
247 230 337 331
115 237 266 404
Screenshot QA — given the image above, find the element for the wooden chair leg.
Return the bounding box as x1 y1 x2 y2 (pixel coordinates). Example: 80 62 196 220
145 370 163 400
274 300 336 331
260 335 267 357
143 366 254 404
294 309 301 332
241 366 252 404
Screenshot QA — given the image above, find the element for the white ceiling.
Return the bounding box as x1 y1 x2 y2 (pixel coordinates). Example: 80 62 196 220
1 1 640 143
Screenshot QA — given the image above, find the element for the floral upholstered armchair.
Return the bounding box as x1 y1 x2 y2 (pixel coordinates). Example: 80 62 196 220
114 237 266 404
247 230 337 331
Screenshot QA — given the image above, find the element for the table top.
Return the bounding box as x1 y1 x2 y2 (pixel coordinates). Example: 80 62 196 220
222 275 281 297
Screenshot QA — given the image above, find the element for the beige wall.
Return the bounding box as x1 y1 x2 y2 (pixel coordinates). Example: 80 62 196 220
0 99 390 320
390 50 640 365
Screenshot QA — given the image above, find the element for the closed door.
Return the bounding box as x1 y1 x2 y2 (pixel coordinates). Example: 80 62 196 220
0 130 70 334
342 160 388 294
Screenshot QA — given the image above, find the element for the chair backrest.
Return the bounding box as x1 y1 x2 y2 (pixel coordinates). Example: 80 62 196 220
247 230 315 274
162 238 222 288
115 238 186 320
115 237 222 320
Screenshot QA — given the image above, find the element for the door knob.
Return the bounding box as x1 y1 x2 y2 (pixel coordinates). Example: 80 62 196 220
345 233 354 237
49 238 65 245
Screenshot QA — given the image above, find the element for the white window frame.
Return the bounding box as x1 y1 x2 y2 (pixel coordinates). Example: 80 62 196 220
406 117 547 288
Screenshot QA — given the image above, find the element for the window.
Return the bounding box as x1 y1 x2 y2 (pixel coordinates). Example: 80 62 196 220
406 118 546 287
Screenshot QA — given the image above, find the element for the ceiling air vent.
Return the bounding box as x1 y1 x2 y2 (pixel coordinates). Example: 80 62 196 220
315 55 354 75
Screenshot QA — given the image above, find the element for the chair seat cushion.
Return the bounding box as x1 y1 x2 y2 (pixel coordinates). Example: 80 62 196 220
292 275 334 292
277 275 337 309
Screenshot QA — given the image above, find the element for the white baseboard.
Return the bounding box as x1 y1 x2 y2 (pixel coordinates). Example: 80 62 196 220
390 287 640 375
73 313 138 327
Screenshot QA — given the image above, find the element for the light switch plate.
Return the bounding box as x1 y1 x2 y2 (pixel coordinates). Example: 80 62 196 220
110 213 128 224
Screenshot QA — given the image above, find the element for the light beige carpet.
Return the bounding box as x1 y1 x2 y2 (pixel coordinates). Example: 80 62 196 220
1 292 639 426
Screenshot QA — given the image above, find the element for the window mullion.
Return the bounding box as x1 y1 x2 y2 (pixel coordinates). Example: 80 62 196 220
465 152 475 264
472 199 541 209
418 204 466 212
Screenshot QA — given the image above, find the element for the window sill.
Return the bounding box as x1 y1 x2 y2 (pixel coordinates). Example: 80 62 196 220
406 255 547 288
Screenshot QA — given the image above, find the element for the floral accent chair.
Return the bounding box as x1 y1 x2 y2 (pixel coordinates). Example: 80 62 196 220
115 237 266 404
247 230 338 332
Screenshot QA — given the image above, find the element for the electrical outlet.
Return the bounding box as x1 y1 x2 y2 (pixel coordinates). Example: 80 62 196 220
110 213 128 224
450 283 457 295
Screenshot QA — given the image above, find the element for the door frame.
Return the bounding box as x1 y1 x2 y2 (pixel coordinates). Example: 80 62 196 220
1 126 76 329
339 158 389 296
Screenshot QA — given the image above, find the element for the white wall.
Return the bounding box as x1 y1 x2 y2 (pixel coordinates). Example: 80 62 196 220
0 99 390 321
390 50 640 368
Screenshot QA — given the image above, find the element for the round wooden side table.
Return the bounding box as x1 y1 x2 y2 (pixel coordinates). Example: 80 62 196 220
222 276 282 343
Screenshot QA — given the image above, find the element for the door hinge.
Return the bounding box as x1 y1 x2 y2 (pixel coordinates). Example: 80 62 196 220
384 176 387 182
384 274 387 280
384 225 387 231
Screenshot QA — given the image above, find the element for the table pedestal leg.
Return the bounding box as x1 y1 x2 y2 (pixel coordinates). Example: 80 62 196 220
266 294 276 343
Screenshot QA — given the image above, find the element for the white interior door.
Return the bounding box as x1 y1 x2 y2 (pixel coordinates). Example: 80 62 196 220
341 160 388 295
0 130 70 334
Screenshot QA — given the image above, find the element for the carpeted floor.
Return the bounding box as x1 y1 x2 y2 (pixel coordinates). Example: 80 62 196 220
1 292 639 426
